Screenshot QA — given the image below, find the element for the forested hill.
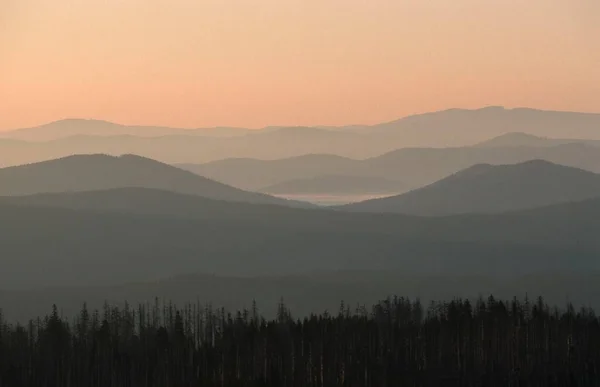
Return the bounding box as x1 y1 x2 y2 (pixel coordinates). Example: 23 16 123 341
0 295 597 386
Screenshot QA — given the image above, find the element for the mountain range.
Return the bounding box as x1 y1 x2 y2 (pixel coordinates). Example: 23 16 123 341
1 107 600 166
2 108 600 323
182 142 600 195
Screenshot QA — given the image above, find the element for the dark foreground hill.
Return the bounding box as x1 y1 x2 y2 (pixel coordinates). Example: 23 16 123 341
0 188 599 289
0 154 311 207
340 160 600 215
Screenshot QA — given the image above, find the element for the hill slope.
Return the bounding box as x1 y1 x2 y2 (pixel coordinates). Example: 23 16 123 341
340 160 600 215
0 154 311 207
0 187 314 220
0 188 599 289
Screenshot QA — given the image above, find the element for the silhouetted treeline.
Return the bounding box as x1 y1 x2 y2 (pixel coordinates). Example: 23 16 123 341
1 296 599 386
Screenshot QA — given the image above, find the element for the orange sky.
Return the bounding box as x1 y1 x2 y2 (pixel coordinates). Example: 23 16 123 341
1 0 599 130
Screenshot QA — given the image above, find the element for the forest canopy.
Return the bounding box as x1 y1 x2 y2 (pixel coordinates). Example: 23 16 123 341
0 295 597 386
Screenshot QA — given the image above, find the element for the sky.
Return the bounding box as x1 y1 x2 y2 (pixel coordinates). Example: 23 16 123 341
1 0 599 130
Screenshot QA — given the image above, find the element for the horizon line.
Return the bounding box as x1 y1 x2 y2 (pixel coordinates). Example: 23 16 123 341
4 105 600 133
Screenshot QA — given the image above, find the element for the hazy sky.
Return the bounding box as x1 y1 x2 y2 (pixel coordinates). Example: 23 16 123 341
1 0 599 130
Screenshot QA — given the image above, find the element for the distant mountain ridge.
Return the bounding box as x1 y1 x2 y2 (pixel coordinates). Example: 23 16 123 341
0 154 312 208
370 106 600 140
339 160 600 215
1 107 600 165
0 119 252 140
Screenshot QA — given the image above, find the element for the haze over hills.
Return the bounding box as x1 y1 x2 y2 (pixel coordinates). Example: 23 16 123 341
178 154 360 191
5 0 600 381
339 160 600 216
184 142 600 192
2 109 600 324
259 175 406 195
4 107 600 142
1 107 600 166
0 128 373 167
0 154 311 208
0 187 599 290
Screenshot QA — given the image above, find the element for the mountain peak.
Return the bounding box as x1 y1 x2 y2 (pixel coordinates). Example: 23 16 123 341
451 163 495 178
477 105 506 111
